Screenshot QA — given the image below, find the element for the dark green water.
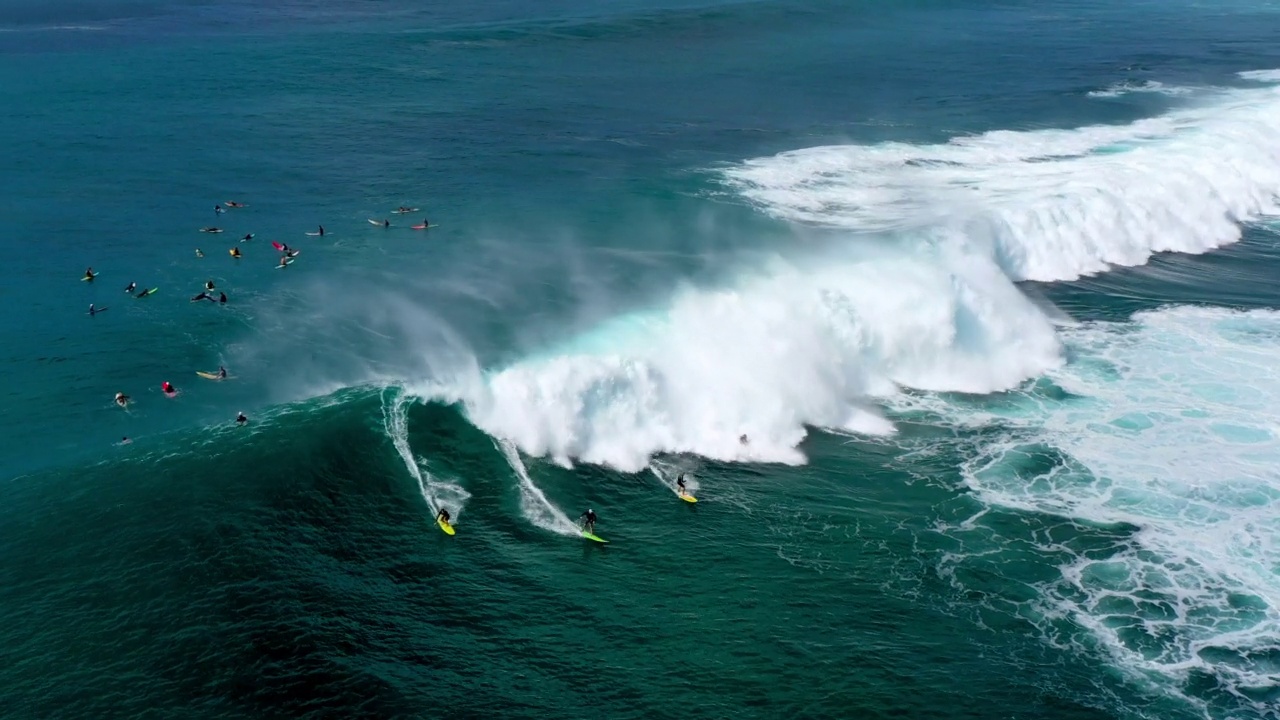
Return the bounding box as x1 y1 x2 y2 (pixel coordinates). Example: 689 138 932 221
4 1 1280 718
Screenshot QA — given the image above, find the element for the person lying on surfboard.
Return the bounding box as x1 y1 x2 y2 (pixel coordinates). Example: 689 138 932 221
137 287 156 298
437 508 451 525
226 201 245 208
579 508 598 534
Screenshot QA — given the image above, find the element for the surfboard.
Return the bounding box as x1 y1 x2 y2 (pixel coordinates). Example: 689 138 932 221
196 371 228 380
582 531 608 543
229 249 241 257
368 219 389 226
163 390 178 398
305 232 322 236
81 275 97 282
276 259 294 269
200 228 223 233
392 208 419 214
679 493 698 503
410 224 438 230
437 518 456 536
89 307 108 314
241 234 255 242
136 288 158 298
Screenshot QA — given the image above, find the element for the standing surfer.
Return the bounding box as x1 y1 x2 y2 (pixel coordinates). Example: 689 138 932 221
579 508 598 535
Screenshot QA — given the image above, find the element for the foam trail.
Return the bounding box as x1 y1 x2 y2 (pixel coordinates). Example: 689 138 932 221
906 307 1280 716
381 387 470 521
495 438 581 536
724 78 1280 282
649 458 698 497
1086 80 1192 99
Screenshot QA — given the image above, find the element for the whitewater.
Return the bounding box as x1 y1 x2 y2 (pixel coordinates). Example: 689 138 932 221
405 73 1280 475
385 73 1280 717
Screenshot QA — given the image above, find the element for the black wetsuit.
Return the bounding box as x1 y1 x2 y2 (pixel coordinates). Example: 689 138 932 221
438 510 451 523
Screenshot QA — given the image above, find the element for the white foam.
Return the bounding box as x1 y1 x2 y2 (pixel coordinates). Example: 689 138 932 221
920 306 1280 713
420 242 1061 472
1087 80 1193 99
1239 69 1280 83
495 439 581 536
381 387 470 521
723 82 1280 282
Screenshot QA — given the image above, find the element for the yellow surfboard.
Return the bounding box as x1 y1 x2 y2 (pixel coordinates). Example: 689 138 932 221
437 517 455 536
679 493 698 503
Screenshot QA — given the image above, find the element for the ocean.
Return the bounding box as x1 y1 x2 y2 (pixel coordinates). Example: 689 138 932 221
2 0 1280 718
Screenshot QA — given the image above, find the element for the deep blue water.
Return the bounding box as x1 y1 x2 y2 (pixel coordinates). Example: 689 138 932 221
3 1 1280 718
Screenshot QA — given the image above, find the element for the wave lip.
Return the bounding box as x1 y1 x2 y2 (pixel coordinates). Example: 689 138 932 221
424 245 1062 472
723 78 1280 282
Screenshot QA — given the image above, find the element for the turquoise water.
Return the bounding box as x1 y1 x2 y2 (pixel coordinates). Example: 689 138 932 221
4 1 1280 718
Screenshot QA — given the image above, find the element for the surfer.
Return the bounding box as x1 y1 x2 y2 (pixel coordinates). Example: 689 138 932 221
195 248 204 258
437 508 451 524
579 508 598 534
317 225 325 236
242 233 254 242
422 217 430 228
124 281 136 293
88 303 99 316
217 366 227 379
215 205 224 215
219 292 227 304
205 280 215 291
230 247 241 259
226 201 245 208
83 267 96 281
235 412 248 426
280 242 293 254
396 206 412 213
191 292 211 302
114 392 129 408
739 434 749 445
677 474 688 496
136 288 155 298
121 436 131 445
278 255 290 268
384 219 390 228
161 381 176 396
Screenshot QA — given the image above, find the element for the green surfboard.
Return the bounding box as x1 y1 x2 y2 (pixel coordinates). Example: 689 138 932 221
582 531 608 544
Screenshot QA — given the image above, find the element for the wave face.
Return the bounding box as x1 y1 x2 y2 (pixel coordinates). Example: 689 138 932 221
723 82 1280 282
